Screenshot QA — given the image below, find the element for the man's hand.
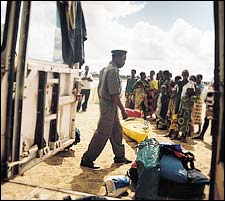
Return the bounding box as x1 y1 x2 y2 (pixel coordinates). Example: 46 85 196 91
121 110 128 120
111 94 128 120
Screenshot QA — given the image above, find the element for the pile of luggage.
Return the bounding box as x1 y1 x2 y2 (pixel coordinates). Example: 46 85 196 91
126 138 210 199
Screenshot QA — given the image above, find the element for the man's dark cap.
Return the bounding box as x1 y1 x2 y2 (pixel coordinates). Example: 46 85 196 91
111 50 127 56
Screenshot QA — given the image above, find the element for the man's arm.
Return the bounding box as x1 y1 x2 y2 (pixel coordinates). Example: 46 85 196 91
111 94 128 119
81 75 93 81
87 73 93 82
125 78 129 96
87 77 93 82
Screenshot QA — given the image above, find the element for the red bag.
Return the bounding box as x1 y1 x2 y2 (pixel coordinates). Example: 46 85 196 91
125 108 142 118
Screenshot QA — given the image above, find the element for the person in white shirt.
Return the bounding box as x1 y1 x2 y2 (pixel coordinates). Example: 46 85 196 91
180 73 196 98
77 65 93 112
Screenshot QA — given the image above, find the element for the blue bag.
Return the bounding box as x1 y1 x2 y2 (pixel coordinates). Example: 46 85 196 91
160 154 187 183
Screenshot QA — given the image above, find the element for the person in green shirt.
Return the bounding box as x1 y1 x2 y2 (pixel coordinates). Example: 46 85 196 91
80 50 132 169
125 69 137 109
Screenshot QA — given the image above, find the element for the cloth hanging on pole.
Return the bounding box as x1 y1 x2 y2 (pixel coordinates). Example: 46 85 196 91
57 1 87 68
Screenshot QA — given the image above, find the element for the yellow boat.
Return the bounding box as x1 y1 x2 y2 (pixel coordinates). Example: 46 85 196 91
121 118 150 143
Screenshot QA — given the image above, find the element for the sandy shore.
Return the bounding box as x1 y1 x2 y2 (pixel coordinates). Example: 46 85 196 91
1 88 212 200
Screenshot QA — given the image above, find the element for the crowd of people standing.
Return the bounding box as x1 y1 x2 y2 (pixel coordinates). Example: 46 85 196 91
125 68 214 143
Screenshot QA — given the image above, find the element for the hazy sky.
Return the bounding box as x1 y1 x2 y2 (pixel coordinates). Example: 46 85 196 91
81 1 215 82
118 1 214 31
1 1 215 82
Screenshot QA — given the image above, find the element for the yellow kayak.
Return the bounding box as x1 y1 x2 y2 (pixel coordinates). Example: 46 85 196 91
121 118 150 143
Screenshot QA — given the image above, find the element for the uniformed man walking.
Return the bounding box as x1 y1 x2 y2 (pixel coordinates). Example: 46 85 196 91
80 50 132 169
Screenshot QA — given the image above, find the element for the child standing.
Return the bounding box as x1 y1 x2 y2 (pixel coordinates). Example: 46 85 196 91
155 85 168 129
176 88 196 142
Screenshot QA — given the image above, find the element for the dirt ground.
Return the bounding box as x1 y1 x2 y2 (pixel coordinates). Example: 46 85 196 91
1 90 212 200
